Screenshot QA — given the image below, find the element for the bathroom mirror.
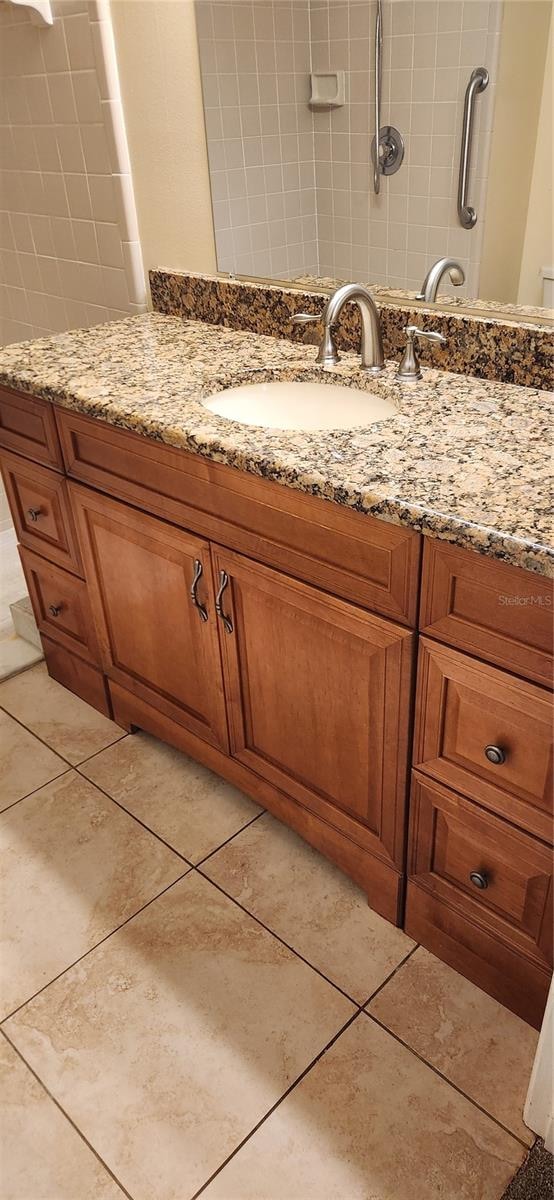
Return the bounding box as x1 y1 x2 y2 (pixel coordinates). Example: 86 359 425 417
195 0 553 319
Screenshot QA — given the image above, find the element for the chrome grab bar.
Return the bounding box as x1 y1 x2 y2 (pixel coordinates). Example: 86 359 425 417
373 0 383 194
457 67 489 229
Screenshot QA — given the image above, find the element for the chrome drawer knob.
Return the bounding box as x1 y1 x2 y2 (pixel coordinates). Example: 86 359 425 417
27 507 42 522
469 871 489 890
484 744 506 765
48 604 62 617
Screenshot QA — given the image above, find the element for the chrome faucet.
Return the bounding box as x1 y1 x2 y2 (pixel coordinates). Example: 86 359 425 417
292 283 385 374
416 258 465 303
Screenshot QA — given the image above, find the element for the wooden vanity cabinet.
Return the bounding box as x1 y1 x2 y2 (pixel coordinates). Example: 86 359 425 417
408 540 554 1027
1 391 553 1024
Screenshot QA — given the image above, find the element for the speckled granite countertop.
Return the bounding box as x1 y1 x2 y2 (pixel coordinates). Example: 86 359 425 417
0 313 552 577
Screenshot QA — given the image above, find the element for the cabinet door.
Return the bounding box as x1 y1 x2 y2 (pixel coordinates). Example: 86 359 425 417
70 484 228 751
211 547 414 868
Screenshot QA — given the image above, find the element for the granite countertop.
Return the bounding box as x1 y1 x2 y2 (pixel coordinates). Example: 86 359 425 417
0 312 552 577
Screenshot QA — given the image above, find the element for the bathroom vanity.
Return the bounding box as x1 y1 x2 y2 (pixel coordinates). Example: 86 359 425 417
0 310 552 1030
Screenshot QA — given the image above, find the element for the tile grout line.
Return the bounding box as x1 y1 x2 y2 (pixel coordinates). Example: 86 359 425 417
189 1009 363 1200
0 692 128 771
73 763 195 867
0 689 266 871
194 864 362 1008
360 942 419 1007
364 1010 531 1150
193 807 266 868
73 766 267 871
0 867 192 1025
1 1028 135 1200
0 766 73 817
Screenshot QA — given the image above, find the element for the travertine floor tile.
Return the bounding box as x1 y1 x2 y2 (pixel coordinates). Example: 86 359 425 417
202 1015 525 1200
0 770 185 1017
0 1036 125 1200
0 663 125 765
204 812 415 1001
80 730 262 861
0 708 66 812
5 873 354 1200
368 946 538 1144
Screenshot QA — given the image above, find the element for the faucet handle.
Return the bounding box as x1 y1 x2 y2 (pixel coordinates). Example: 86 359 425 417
396 325 447 381
292 307 340 367
291 312 324 325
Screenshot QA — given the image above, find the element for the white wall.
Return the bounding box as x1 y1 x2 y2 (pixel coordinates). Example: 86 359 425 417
0 0 146 347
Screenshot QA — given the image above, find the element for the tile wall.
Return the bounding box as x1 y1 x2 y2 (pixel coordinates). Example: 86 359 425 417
196 0 319 279
0 0 146 346
197 0 503 295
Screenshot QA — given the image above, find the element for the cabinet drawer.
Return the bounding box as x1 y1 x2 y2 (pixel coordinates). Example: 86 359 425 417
0 386 62 470
420 538 553 686
414 638 553 841
19 547 100 666
56 407 421 626
406 773 552 1027
1 449 82 575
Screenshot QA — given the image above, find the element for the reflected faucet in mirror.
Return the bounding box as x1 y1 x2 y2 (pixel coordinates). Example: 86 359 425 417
292 284 385 374
416 260 466 305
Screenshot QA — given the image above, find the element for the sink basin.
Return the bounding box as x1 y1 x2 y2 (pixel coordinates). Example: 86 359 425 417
201 379 396 431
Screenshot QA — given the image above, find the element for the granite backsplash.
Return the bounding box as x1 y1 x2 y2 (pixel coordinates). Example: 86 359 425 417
149 269 553 392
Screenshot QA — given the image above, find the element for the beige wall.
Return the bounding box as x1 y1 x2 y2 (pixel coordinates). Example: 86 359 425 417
480 0 551 303
111 0 216 279
517 13 553 306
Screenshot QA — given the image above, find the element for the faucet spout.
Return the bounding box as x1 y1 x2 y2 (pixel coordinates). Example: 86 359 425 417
416 258 465 304
324 283 385 374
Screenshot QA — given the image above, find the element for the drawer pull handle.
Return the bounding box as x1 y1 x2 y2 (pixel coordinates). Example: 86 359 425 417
469 871 489 890
27 507 42 522
484 744 506 765
48 604 62 617
190 559 208 622
215 570 233 634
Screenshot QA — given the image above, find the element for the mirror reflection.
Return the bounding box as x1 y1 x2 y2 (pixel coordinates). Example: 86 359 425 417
195 0 553 314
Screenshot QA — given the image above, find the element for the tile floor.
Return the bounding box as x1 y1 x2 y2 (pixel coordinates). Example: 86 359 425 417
0 662 542 1200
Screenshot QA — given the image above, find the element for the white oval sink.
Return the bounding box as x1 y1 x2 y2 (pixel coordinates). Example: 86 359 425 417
201 379 396 431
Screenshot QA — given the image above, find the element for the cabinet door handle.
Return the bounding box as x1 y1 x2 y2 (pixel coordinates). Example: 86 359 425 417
190 559 208 622
484 744 506 765
48 603 62 617
469 871 489 890
215 570 233 634
27 507 42 522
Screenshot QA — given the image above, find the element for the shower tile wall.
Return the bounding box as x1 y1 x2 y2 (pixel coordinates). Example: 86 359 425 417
196 0 318 279
197 0 502 294
312 0 502 293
